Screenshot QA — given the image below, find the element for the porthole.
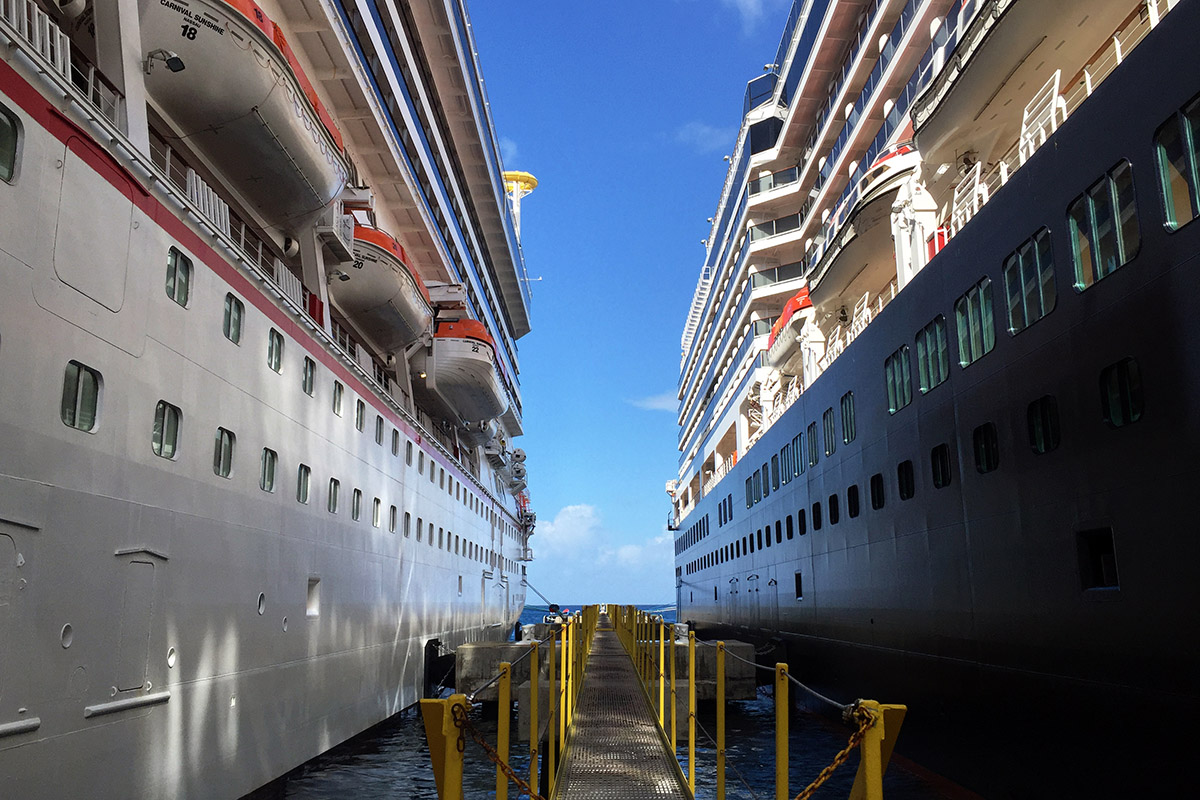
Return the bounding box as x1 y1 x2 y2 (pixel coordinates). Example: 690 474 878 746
257 592 266 615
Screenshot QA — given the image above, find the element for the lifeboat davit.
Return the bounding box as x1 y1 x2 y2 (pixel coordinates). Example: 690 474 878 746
138 0 348 232
765 287 814 369
414 320 508 426
331 225 433 352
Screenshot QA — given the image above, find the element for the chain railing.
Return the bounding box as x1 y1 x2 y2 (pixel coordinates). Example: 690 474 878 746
420 607 601 800
614 606 907 800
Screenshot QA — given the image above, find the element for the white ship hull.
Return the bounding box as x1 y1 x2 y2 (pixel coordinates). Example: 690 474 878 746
0 0 533 796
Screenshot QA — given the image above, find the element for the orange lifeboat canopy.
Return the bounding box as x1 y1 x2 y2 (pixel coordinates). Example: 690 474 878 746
436 319 495 348
769 288 813 348
354 224 431 303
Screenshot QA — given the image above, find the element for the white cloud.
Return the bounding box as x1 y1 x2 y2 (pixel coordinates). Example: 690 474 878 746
527 506 676 603
674 121 735 155
499 136 519 166
630 392 678 412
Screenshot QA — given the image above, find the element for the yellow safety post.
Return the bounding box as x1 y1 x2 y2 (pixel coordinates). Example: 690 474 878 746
559 623 568 751
548 631 557 794
717 641 726 800
670 625 677 752
566 617 574 730
497 662 511 800
420 693 466 800
688 630 696 794
848 701 908 800
658 617 665 728
774 663 788 800
529 641 539 792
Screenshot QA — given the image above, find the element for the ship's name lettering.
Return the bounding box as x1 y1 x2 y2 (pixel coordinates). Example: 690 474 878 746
159 0 226 36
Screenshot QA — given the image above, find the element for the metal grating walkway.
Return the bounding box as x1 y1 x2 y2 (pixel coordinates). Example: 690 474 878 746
555 618 689 800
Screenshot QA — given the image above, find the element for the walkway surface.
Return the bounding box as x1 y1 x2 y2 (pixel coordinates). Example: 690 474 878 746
555 618 689 800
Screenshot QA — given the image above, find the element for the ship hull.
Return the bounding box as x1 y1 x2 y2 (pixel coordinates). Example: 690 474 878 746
675 6 1200 796
0 41 524 800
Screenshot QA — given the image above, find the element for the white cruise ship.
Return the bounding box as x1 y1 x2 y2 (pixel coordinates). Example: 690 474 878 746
669 0 1198 795
0 0 535 797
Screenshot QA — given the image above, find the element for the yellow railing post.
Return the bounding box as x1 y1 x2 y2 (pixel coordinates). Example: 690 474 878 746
548 631 557 794
848 701 908 800
529 641 538 792
775 663 788 800
717 641 726 800
670 623 677 752
658 617 665 728
497 662 511 800
566 617 574 729
559 623 567 751
688 630 696 795
420 693 466 800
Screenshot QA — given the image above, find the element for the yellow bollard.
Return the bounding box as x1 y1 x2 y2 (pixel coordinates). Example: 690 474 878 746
670 625 677 752
420 693 467 800
658 617 665 728
848 701 908 800
717 642 726 800
529 641 539 792
688 630 696 794
497 662 511 800
775 663 788 800
548 631 557 794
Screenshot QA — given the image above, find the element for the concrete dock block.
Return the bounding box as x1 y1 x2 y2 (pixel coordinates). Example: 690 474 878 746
456 641 551 701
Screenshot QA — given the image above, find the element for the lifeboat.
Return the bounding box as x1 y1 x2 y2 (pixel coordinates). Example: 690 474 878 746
414 319 508 426
138 0 348 233
765 287 814 369
331 225 433 352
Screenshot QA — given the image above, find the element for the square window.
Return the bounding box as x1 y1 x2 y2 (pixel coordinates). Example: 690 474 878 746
840 391 856 443
955 277 995 367
302 357 315 396
223 294 244 344
1077 527 1120 590
1028 395 1062 453
1100 358 1143 427
213 427 235 478
268 329 284 373
915 316 950 392
0 106 18 183
870 473 885 510
306 578 320 617
807 422 819 466
972 423 1000 473
260 448 277 492
897 460 915 500
61 360 101 432
884 346 913 413
152 400 182 459
931 443 952 488
166 247 191 307
296 464 311 503
822 408 836 456
328 478 340 513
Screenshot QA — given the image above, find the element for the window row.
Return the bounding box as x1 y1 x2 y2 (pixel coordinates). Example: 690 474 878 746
744 392 856 509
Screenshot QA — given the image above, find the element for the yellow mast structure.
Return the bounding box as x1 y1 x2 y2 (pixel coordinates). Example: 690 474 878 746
502 170 538 238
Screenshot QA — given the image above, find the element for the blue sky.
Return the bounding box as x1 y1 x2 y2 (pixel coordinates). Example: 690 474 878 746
468 1 793 604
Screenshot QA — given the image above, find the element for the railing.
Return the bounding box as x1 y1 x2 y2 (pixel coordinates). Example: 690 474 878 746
936 0 1170 239
818 280 898 373
749 165 799 196
701 453 736 496
1 0 124 129
617 606 908 800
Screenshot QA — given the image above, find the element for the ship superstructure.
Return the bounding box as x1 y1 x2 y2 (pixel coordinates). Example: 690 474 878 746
670 0 1198 794
0 0 535 796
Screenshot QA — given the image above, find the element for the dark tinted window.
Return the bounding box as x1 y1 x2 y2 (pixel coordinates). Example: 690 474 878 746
931 443 952 488
1028 395 1062 453
1100 358 1143 427
870 473 885 510
973 423 1000 473
898 460 915 500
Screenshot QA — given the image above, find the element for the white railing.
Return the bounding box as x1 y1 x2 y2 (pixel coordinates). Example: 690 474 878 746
272 260 305 309
1019 70 1068 165
702 452 736 496
185 168 231 237
680 266 712 359
938 0 1170 241
0 0 123 128
0 0 69 78
818 280 897 373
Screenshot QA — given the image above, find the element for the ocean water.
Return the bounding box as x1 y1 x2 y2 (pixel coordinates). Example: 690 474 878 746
245 604 957 799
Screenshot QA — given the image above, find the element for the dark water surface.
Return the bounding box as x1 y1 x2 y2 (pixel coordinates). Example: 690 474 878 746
246 605 961 799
